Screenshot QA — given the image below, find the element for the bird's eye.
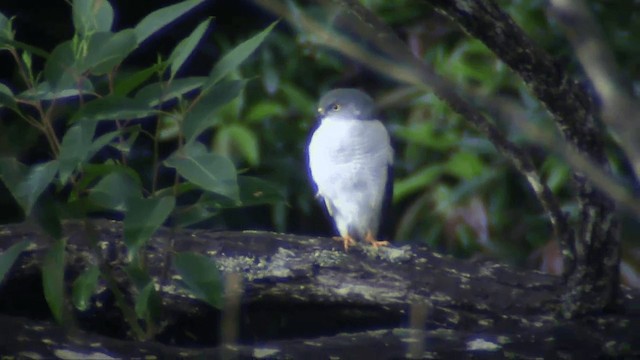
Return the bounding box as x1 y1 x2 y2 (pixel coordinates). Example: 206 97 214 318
331 103 341 111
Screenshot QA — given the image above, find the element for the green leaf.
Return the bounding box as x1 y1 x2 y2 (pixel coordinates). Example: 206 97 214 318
280 82 315 111
164 142 239 201
206 21 278 89
135 76 206 107
0 11 13 40
0 157 27 212
154 182 198 198
395 123 458 150
89 128 127 158
0 14 48 58
72 0 114 35
44 41 78 90
21 51 32 74
18 80 93 100
42 238 66 324
237 176 285 207
245 101 285 123
125 262 153 290
0 38 49 59
73 163 141 199
157 113 182 140
109 126 140 156
134 281 161 322
81 30 138 75
32 195 63 240
58 122 96 183
72 96 155 122
0 82 17 112
124 196 176 256
0 240 31 285
542 157 571 193
182 80 246 142
173 251 223 309
134 0 206 45
72 264 100 311
394 165 444 203
445 151 485 180
113 62 165 96
18 160 59 215
89 171 143 211
135 283 154 318
168 18 211 80
214 124 260 166
171 203 218 228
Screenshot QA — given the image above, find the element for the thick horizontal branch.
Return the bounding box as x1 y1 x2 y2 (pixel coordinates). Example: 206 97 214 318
0 220 638 358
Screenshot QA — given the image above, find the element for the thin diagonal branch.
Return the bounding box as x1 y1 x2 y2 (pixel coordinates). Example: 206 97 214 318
426 0 620 317
549 0 640 182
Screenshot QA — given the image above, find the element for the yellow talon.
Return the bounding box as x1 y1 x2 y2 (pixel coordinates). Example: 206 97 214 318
333 235 356 252
365 231 389 248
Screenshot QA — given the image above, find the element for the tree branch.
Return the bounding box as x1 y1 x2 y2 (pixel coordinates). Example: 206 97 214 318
0 220 638 358
418 0 621 317
255 0 575 292
549 0 640 181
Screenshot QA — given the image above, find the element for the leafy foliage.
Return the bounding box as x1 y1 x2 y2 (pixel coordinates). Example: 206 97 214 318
173 251 224 309
42 238 66 324
0 240 31 285
0 0 280 338
72 264 100 311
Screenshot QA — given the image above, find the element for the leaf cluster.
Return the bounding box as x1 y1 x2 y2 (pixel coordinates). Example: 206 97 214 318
0 0 281 338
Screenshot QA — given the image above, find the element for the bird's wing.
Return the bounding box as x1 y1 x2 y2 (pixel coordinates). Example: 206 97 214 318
365 120 393 208
319 194 335 217
367 119 394 240
378 164 394 240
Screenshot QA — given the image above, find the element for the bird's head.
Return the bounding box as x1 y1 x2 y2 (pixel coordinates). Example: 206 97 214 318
317 88 376 121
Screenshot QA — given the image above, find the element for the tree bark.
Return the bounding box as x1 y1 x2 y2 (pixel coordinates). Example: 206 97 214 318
427 0 620 318
0 220 638 358
257 0 622 319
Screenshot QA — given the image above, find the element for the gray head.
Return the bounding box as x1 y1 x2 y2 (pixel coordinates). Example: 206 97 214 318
317 88 376 121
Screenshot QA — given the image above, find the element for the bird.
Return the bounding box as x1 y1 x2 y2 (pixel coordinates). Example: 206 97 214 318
307 88 394 251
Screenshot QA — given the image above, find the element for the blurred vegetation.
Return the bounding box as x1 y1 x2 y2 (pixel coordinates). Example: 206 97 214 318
291 0 640 274
243 0 640 281
1 0 640 334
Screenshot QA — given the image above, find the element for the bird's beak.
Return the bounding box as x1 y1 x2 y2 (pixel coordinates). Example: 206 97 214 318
316 107 324 121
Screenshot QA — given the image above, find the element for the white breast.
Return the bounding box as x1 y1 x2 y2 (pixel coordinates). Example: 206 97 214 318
308 117 393 240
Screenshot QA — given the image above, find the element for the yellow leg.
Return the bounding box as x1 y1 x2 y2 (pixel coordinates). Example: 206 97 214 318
332 235 357 251
365 231 389 248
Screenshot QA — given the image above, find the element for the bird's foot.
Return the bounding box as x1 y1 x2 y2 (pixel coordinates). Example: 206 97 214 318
332 235 356 252
365 231 389 248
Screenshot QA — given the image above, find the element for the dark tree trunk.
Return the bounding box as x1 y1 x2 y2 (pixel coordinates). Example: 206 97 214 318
426 0 620 318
